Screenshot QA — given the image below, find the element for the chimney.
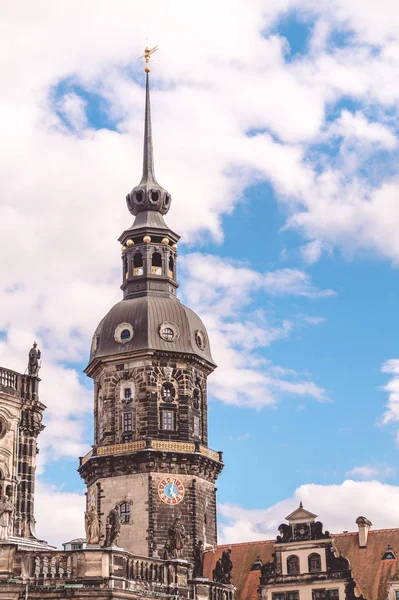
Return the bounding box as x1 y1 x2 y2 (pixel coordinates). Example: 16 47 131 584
356 516 372 548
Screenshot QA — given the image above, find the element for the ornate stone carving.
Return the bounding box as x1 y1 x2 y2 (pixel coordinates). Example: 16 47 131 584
28 342 41 377
192 540 204 578
85 504 102 545
104 504 121 547
260 558 276 582
276 523 292 543
0 495 13 540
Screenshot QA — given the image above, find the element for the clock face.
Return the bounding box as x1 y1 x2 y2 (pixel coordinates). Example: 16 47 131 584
158 477 185 505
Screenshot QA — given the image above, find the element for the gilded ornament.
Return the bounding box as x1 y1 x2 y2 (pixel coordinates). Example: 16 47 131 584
126 239 134 246
172 244 177 251
143 235 151 243
162 237 169 245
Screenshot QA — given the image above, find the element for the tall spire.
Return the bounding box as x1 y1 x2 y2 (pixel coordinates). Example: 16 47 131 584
126 46 171 218
141 72 156 186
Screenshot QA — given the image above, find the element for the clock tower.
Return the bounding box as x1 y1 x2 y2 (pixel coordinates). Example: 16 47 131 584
79 64 224 560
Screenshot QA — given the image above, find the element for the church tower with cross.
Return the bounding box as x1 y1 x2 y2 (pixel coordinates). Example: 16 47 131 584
78 49 224 560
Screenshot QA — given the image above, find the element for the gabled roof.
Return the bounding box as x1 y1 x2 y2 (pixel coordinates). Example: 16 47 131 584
204 528 399 600
285 502 318 523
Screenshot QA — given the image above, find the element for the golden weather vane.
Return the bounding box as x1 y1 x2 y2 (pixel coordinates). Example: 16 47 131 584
139 45 159 73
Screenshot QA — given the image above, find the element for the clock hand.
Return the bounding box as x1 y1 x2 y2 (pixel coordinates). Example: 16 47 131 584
169 483 177 498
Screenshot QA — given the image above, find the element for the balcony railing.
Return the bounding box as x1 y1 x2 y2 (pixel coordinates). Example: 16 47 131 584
0 367 19 390
80 440 222 466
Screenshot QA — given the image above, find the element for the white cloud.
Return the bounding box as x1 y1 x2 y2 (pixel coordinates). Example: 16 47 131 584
219 479 399 543
380 359 399 444
57 93 88 132
328 110 398 149
346 463 395 480
180 253 329 408
35 481 85 548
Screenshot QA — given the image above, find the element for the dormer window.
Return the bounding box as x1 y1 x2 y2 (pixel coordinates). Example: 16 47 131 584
287 555 300 575
309 553 321 572
151 252 162 275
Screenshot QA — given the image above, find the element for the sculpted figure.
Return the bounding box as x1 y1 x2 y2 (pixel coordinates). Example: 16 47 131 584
104 504 121 547
221 548 233 584
0 495 13 540
28 342 41 376
192 540 204 578
212 558 223 583
277 523 291 543
85 504 101 545
168 516 186 558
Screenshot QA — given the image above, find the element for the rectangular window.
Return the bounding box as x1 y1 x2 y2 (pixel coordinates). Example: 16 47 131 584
120 502 131 523
313 590 338 600
287 593 299 600
123 412 133 432
193 416 200 438
162 410 175 431
272 594 286 600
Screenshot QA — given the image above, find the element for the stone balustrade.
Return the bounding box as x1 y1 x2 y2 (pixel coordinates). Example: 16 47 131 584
0 367 20 391
0 365 40 403
0 545 193 598
80 439 222 466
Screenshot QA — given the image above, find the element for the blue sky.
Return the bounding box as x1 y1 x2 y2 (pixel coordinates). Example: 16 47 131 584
2 0 399 546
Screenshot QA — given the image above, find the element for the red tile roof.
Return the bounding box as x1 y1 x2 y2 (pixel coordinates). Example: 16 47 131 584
203 529 399 600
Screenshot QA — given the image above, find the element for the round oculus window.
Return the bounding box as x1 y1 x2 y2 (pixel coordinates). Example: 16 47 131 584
195 330 207 350
114 322 134 344
159 321 180 342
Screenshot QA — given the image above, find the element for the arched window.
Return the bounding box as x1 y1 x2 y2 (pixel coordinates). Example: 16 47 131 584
308 553 321 573
168 255 174 278
123 255 128 280
133 253 143 276
120 502 131 523
151 252 162 275
287 555 300 575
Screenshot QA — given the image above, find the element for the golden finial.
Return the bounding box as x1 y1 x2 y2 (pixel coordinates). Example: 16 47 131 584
139 45 158 73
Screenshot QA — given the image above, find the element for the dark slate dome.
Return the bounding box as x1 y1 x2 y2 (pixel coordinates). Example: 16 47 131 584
88 296 215 368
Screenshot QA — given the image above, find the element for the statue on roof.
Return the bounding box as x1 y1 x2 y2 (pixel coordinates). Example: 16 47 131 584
85 504 102 545
213 549 233 584
104 503 121 547
192 540 204 578
167 516 186 559
28 342 41 377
